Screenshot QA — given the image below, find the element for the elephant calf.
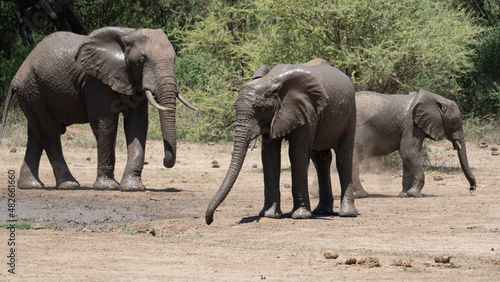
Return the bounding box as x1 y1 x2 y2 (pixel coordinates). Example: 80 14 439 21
351 90 476 198
0 27 196 191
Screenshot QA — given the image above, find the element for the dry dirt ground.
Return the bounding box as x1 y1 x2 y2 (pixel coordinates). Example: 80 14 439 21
0 125 499 281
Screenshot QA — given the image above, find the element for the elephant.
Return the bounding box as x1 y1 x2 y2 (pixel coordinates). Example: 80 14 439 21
348 90 476 198
0 27 197 191
205 58 358 225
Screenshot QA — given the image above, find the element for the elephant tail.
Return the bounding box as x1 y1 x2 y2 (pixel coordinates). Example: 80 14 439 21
0 87 14 146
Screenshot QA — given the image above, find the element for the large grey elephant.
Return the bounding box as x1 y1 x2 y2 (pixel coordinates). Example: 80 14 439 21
205 58 358 225
350 90 476 198
0 27 196 191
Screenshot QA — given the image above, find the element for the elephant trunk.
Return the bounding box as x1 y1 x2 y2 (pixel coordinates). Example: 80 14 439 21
153 76 178 168
206 116 254 225
453 135 476 191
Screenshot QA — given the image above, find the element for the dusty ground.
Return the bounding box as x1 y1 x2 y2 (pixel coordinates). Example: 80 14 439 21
0 125 499 281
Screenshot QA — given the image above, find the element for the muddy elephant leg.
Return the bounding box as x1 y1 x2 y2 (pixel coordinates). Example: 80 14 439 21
352 147 369 198
311 149 334 215
24 109 79 189
399 160 424 197
260 137 282 218
399 142 425 198
89 115 120 190
85 77 120 190
401 164 414 194
18 126 44 189
335 135 358 217
120 99 147 191
44 139 80 189
288 131 312 219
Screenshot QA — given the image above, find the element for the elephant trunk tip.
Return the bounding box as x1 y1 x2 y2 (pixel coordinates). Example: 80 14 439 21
205 213 214 225
163 157 175 168
469 181 477 192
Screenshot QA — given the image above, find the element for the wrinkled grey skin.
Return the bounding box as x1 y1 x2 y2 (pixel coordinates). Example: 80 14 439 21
350 90 476 198
0 27 196 191
206 58 358 225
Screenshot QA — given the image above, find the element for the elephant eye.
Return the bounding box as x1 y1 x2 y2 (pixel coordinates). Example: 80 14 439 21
138 55 146 64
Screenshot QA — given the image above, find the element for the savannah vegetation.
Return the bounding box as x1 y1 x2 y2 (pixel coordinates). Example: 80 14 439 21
0 0 499 144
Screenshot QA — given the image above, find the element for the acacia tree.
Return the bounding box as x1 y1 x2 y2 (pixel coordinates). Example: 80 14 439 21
253 0 482 97
175 0 483 141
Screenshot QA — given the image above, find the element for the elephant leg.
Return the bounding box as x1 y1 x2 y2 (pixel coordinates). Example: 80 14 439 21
120 100 148 191
259 137 282 218
311 149 334 215
335 135 358 217
288 131 312 219
45 140 80 189
399 143 425 198
18 126 44 189
27 114 79 189
401 163 414 194
85 77 121 190
89 115 120 190
352 147 369 198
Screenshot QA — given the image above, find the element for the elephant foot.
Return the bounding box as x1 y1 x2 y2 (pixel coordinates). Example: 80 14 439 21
353 187 370 198
57 180 80 190
291 207 313 219
259 203 282 218
18 175 44 189
313 202 334 215
120 176 145 192
338 200 358 217
400 188 422 198
93 176 120 190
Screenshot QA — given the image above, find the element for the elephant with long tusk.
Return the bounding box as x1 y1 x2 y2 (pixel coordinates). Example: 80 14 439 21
0 27 197 191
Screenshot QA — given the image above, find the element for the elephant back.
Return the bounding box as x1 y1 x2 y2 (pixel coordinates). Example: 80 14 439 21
13 32 87 95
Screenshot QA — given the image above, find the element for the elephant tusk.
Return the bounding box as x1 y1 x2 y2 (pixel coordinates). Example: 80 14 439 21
145 90 174 112
250 138 258 151
452 139 462 151
177 93 198 111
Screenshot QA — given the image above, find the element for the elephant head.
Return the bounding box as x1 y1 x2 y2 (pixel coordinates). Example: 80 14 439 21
205 63 329 224
411 90 476 191
75 27 196 168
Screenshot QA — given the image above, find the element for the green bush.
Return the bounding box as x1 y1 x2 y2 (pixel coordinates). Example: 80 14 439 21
255 0 482 98
457 28 500 118
171 0 483 141
174 53 239 142
1 0 497 144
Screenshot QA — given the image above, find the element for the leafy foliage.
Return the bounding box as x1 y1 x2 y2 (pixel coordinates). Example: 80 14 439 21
76 0 208 51
173 0 483 140
0 44 35 107
0 0 498 143
453 0 500 117
253 0 481 97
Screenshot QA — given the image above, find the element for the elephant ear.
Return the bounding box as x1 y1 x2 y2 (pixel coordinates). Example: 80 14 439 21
411 90 446 140
251 64 272 80
76 27 137 95
270 68 329 138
